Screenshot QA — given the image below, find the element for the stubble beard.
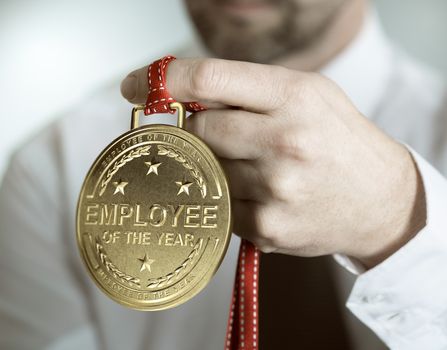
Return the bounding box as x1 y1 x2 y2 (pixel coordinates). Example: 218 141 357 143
187 0 348 64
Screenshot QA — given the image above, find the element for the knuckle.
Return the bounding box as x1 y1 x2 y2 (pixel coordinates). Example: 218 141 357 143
273 127 318 161
252 206 283 247
251 165 272 195
267 170 295 201
190 59 225 100
252 206 272 237
273 127 303 158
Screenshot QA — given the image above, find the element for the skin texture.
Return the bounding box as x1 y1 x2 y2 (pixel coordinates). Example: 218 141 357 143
120 0 426 268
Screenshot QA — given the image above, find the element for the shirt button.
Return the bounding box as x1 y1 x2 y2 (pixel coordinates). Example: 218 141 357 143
361 293 387 304
371 293 386 303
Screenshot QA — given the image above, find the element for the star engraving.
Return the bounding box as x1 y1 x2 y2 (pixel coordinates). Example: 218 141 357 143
112 180 128 195
175 179 193 196
145 159 162 175
138 253 155 273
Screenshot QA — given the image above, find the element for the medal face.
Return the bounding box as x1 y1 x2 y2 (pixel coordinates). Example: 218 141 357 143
76 124 232 310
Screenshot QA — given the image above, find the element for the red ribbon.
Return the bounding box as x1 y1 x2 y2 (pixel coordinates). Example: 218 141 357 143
144 56 260 350
144 55 206 115
225 240 260 350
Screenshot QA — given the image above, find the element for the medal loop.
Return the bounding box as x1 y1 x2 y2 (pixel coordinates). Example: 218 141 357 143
131 102 186 130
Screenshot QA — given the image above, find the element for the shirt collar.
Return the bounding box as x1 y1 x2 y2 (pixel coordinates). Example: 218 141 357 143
320 9 394 118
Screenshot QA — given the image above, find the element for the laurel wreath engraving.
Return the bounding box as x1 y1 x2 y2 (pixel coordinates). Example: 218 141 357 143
157 144 207 198
99 145 151 196
94 238 141 287
146 238 204 289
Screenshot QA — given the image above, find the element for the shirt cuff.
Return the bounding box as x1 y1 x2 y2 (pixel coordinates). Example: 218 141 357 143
343 148 447 349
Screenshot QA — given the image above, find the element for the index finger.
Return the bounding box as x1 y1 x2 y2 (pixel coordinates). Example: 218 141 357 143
120 58 295 113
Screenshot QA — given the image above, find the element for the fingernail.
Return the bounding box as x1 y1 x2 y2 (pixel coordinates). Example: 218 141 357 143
120 75 137 100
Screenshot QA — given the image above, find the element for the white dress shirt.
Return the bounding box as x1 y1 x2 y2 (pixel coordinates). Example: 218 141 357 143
1 10 447 350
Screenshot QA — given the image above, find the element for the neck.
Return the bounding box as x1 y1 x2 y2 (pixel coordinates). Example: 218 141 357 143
272 0 367 72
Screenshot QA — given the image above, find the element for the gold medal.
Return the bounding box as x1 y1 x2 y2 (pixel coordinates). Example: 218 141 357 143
76 103 232 310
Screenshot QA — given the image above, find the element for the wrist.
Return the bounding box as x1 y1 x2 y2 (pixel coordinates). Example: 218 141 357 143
354 145 427 269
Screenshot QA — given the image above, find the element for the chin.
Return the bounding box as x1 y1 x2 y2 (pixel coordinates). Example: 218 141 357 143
195 22 286 63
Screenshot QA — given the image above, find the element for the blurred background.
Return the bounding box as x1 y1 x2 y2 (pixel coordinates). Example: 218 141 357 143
0 0 446 177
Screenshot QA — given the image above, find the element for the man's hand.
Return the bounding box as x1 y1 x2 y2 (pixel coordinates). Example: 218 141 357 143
120 58 426 268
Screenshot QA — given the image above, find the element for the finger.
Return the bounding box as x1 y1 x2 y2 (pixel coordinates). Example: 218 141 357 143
119 67 227 108
185 108 270 160
220 159 266 201
231 199 277 253
121 58 295 113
